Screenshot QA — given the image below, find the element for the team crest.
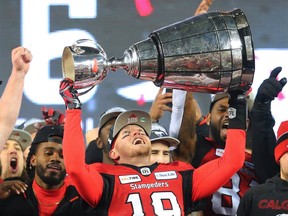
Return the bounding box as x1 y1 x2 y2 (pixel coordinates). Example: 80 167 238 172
215 148 224 157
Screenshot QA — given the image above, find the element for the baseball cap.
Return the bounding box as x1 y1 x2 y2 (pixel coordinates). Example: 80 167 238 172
209 93 229 111
98 107 126 133
150 123 179 148
112 110 151 138
8 129 32 151
275 120 288 163
22 118 46 134
32 125 64 145
209 87 253 112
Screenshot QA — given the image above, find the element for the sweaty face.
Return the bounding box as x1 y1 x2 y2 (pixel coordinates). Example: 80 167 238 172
32 142 66 186
150 141 171 164
112 125 151 162
0 140 25 180
209 97 229 147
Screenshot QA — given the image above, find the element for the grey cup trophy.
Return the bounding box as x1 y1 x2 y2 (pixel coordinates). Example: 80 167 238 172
62 8 255 95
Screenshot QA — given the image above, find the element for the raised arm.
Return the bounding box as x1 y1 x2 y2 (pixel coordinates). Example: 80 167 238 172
192 90 247 201
251 67 286 183
60 78 104 207
0 47 32 150
169 89 186 138
173 92 198 162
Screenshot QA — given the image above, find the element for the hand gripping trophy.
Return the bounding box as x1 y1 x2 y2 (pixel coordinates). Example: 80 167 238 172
62 8 255 96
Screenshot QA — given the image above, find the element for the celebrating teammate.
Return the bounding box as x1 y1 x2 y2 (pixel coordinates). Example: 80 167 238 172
59 78 247 215
0 47 32 151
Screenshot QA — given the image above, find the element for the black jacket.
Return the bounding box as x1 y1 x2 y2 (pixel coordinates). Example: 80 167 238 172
237 174 288 216
0 181 95 216
250 101 279 183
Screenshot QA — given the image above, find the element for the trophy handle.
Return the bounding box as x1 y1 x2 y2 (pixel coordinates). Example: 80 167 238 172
76 85 96 97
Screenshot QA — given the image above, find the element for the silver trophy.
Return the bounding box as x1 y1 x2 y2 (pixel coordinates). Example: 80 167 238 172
62 8 255 95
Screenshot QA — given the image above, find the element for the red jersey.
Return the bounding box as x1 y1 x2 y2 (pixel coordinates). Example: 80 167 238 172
192 136 259 215
90 162 195 215
63 110 246 215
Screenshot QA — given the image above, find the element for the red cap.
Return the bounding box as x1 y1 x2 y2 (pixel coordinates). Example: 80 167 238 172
275 121 288 163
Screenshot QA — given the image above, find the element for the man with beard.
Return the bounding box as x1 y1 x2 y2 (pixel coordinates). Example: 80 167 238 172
169 67 287 215
0 125 94 216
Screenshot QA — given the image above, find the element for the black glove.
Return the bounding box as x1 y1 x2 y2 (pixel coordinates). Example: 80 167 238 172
228 89 247 130
255 67 287 104
59 78 82 110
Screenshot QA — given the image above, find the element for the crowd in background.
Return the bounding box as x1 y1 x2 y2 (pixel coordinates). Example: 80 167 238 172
0 46 287 216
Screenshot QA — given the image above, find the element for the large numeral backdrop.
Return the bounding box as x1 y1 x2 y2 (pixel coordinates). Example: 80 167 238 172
0 0 287 132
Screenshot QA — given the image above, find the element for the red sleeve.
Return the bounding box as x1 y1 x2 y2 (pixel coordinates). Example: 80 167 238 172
63 109 104 207
192 129 245 201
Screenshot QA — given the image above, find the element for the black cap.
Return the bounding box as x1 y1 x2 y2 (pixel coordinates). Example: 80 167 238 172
32 125 63 145
209 93 229 111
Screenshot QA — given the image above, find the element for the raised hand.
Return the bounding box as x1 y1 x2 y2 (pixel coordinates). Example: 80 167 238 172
228 88 248 130
255 67 287 104
149 87 172 122
11 47 33 75
59 78 82 110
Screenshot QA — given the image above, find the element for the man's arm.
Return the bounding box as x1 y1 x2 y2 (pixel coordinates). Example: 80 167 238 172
0 47 32 150
173 92 198 162
192 91 246 201
251 67 286 183
169 89 187 138
60 78 104 207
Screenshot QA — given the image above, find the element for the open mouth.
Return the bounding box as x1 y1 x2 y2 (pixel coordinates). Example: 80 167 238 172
222 122 229 129
133 138 145 145
10 157 18 172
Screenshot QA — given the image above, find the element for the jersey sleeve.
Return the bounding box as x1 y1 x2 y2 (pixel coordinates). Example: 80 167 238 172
192 129 246 201
250 103 279 183
169 89 187 138
63 109 104 207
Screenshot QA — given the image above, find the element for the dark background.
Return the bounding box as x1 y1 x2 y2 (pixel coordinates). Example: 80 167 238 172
0 0 287 133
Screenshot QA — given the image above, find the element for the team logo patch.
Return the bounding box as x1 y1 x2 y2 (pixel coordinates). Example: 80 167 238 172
154 171 177 180
128 114 138 124
228 107 236 119
140 167 151 175
215 148 224 157
119 175 141 184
